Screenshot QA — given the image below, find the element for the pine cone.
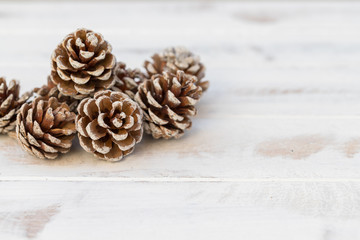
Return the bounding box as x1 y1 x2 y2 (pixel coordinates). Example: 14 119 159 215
135 70 202 139
0 78 32 134
111 62 145 99
50 28 116 100
16 97 76 159
34 77 79 112
76 90 143 161
144 47 209 92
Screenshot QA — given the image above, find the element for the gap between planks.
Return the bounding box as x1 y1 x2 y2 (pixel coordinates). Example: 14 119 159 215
1 177 360 183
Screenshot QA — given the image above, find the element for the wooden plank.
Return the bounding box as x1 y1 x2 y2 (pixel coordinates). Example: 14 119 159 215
1 181 360 240
0 3 359 116
0 2 359 66
1 117 360 179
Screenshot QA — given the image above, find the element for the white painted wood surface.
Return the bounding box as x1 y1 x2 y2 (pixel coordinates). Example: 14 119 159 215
1 1 360 239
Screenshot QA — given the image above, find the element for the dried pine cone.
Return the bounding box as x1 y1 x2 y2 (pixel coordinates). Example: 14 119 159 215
135 70 202 139
50 28 116 100
76 90 143 161
34 77 79 112
144 46 209 92
0 78 32 134
111 62 145 99
16 97 76 159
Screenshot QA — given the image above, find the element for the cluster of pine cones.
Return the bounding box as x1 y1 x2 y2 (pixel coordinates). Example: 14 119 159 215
0 28 209 162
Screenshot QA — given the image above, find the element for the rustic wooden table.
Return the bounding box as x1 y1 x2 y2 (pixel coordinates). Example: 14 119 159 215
0 1 360 239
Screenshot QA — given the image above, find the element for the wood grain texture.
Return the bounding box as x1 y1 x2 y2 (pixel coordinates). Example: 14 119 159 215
1 181 360 240
0 1 360 239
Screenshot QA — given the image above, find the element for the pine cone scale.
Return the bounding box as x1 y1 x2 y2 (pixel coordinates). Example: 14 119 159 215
70 72 90 84
164 106 184 121
97 69 112 80
97 113 110 128
172 117 191 130
41 108 54 130
78 135 95 152
165 90 181 107
49 122 76 136
0 94 13 111
86 119 107 140
146 91 163 109
77 116 90 137
57 80 77 96
69 57 86 69
79 50 94 61
74 81 95 95
107 128 127 141
57 68 71 81
148 108 168 125
83 99 98 119
116 135 135 151
1 109 16 121
55 55 74 71
96 75 115 89
87 65 104 76
93 136 112 154
43 133 60 145
95 144 123 162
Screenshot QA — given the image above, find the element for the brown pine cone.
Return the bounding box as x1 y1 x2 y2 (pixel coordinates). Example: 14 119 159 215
111 62 145 99
16 96 76 159
0 78 32 134
50 28 116 100
34 77 79 112
76 90 143 161
135 70 202 139
144 46 209 92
